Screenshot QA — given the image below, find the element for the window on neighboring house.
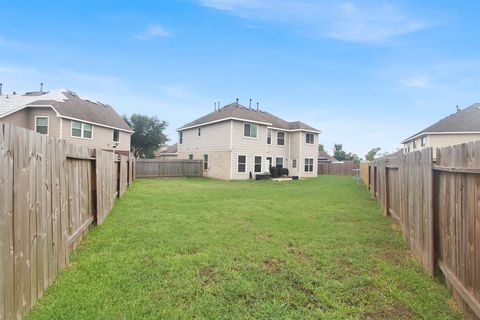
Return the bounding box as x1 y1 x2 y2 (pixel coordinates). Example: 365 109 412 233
292 159 297 168
198 128 201 136
276 157 283 167
421 136 426 147
243 123 257 138
266 157 272 168
35 117 49 134
305 132 314 144
203 154 208 170
238 155 246 173
412 140 417 149
304 158 314 172
267 129 272 144
254 156 262 173
277 132 285 145
71 121 92 139
188 154 193 160
113 129 120 142
179 132 183 144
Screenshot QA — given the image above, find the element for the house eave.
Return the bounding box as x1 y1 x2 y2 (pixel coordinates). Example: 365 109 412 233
401 131 480 144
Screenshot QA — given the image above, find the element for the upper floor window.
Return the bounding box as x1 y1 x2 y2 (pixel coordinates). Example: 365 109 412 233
277 132 285 145
305 132 314 144
179 132 183 144
71 121 92 139
412 140 417 149
113 129 120 142
35 117 49 135
267 129 272 144
198 128 201 136
421 136 426 147
244 123 257 138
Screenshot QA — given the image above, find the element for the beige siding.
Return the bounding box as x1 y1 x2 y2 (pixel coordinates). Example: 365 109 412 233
1 108 30 128
289 132 301 176
61 119 131 152
298 131 319 177
404 133 480 155
28 107 61 138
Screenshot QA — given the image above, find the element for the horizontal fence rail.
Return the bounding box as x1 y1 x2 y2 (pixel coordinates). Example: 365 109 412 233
0 122 135 320
135 159 203 177
364 141 480 320
317 161 359 175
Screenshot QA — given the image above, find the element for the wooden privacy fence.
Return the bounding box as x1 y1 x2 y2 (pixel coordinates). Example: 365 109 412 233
366 142 480 319
0 122 136 320
318 161 359 175
136 159 203 177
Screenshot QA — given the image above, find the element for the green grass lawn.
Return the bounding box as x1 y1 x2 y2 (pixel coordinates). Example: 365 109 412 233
27 176 461 319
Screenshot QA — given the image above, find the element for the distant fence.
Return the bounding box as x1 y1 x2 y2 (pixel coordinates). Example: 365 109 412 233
359 161 369 185
136 159 203 177
365 142 480 319
0 122 135 320
318 161 359 175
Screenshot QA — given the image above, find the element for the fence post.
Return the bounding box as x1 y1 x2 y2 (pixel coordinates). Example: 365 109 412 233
384 165 389 217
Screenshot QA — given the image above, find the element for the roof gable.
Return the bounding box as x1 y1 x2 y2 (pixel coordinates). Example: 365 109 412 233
0 89 132 132
403 103 480 142
178 103 320 132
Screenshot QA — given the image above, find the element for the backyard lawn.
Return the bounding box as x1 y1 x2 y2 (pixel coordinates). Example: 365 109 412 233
27 176 461 319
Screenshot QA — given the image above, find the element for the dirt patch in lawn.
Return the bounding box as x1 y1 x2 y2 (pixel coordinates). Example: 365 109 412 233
366 302 414 319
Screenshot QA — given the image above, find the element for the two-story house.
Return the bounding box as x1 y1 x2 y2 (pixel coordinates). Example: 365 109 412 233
0 89 133 155
177 103 321 180
402 103 480 155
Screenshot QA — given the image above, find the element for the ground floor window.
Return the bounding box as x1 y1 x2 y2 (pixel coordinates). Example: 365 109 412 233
254 156 262 173
203 154 208 170
238 155 246 173
276 157 283 167
188 154 193 160
292 159 297 168
304 158 314 172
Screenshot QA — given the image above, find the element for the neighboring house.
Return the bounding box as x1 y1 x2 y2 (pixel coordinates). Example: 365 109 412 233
177 102 321 180
0 89 133 155
402 103 480 154
155 143 178 160
318 151 338 163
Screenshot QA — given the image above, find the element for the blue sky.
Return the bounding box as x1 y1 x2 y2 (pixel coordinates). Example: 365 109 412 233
1 0 479 157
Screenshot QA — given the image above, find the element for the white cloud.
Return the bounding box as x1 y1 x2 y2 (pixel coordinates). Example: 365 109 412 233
133 25 171 40
400 74 433 89
198 0 429 42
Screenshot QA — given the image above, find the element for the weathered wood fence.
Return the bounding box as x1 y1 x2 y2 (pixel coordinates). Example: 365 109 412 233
136 159 203 177
318 161 359 175
0 122 135 320
365 142 480 319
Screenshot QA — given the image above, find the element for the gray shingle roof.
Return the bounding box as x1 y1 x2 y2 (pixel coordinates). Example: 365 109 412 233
0 89 132 132
403 103 480 142
178 103 320 132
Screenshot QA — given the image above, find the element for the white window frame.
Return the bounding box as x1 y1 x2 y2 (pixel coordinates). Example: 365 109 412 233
70 120 93 140
304 158 314 172
35 116 49 135
267 129 272 145
412 140 417 149
179 132 183 144
254 155 262 173
237 154 247 173
292 159 297 168
203 154 208 170
421 136 426 147
277 131 285 146
275 157 284 167
305 132 314 144
188 154 193 160
113 129 120 143
243 123 258 139
198 127 201 137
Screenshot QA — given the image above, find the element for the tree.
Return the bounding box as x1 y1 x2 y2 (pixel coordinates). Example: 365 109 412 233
318 144 325 152
365 147 381 161
123 114 168 158
333 143 358 161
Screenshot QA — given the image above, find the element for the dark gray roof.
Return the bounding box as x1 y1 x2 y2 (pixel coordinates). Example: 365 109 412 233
318 151 337 161
403 103 480 142
160 143 177 154
178 103 320 132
